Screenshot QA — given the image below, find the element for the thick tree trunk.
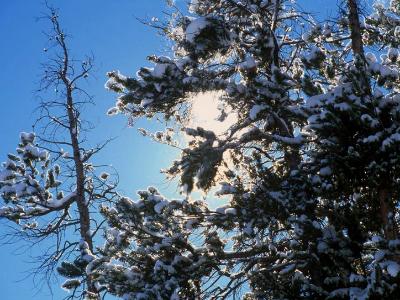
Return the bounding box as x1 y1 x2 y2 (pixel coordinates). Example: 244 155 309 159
347 0 364 56
379 189 397 240
347 0 371 95
347 0 397 241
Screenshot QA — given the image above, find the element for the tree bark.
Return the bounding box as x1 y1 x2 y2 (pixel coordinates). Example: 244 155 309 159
66 93 93 250
379 189 397 240
347 0 364 56
56 14 94 254
55 14 98 298
347 0 397 241
66 91 97 298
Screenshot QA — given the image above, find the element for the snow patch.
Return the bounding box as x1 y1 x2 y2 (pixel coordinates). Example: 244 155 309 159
185 17 209 43
249 104 267 120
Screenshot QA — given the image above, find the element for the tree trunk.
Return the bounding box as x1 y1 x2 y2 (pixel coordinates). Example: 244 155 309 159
347 0 397 241
379 189 397 240
66 94 92 250
66 91 97 298
347 0 364 56
38 10 100 298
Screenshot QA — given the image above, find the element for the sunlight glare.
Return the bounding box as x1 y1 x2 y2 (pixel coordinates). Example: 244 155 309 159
188 91 236 135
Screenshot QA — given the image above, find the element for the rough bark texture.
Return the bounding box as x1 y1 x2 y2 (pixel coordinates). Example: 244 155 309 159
347 0 364 56
347 0 397 241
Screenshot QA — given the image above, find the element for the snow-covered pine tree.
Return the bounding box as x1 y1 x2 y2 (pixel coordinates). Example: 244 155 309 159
92 0 311 298
89 0 400 299
301 0 400 298
0 7 117 300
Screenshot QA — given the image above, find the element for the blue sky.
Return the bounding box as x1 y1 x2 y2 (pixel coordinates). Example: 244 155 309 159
0 1 340 299
0 1 175 299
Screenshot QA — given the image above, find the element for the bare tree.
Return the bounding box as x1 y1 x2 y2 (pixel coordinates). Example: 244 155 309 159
0 6 118 299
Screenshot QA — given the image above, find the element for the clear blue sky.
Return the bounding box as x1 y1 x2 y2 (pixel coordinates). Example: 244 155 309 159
0 1 340 299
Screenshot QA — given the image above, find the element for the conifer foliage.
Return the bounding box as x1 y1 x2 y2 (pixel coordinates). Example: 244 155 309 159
3 0 400 299
93 0 400 299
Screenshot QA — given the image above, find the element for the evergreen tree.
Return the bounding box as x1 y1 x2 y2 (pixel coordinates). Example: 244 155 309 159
88 0 400 299
0 7 117 299
94 0 312 298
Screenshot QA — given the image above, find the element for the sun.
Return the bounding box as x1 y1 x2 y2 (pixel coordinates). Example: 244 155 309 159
188 91 236 135
185 91 237 205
